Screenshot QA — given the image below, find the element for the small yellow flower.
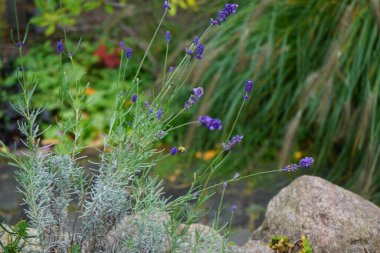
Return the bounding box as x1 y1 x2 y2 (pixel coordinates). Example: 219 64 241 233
294 151 303 160
178 146 187 153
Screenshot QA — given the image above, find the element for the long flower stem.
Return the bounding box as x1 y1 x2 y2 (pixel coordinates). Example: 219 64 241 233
226 100 245 140
132 10 168 85
154 25 213 106
165 108 185 126
201 169 284 193
167 121 198 132
162 44 169 88
214 187 226 229
202 153 230 191
117 49 124 91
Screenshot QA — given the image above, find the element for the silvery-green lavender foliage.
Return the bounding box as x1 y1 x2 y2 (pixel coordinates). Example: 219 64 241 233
1 1 314 252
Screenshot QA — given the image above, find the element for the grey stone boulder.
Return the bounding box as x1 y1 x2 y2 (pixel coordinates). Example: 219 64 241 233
238 240 273 253
252 175 380 253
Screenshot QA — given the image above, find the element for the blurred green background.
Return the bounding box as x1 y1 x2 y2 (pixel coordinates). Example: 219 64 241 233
0 0 379 210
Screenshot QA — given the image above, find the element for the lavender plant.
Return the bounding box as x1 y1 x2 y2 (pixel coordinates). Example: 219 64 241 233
1 1 315 252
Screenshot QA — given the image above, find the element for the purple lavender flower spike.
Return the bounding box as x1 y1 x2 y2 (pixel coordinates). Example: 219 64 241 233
169 66 174 73
144 101 150 108
210 3 238 26
199 116 222 131
193 36 199 46
132 94 138 103
231 204 238 212
193 87 204 98
245 80 254 92
166 31 171 44
56 41 64 54
185 48 194 56
163 0 171 10
120 41 124 50
283 163 298 172
222 135 244 151
299 157 315 168
157 109 163 120
243 79 254 100
184 95 197 110
126 47 132 59
170 147 178 155
184 87 204 110
195 44 204 60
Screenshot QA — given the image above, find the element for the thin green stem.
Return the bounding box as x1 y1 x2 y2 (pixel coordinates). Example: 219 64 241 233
165 108 185 126
202 153 230 191
122 59 129 84
12 0 20 41
162 44 169 88
167 121 198 132
154 25 213 106
215 187 226 229
60 1 69 54
201 169 284 193
132 10 168 85
226 100 245 141
153 55 189 105
117 49 124 91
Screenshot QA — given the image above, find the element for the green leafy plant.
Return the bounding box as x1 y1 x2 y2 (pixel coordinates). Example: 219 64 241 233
4 40 139 146
0 220 33 253
31 0 125 35
30 0 203 35
269 235 313 253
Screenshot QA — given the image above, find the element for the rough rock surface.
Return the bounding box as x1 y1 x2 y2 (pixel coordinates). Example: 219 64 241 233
251 175 380 253
238 240 273 253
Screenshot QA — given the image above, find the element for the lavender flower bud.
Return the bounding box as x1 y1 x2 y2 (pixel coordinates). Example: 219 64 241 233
193 36 199 46
199 116 222 131
170 147 178 155
163 0 171 10
222 135 244 151
195 44 204 60
283 163 298 172
299 157 315 168
16 41 24 48
132 94 138 103
157 109 163 120
126 47 132 59
56 41 64 54
210 3 238 26
166 31 171 44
